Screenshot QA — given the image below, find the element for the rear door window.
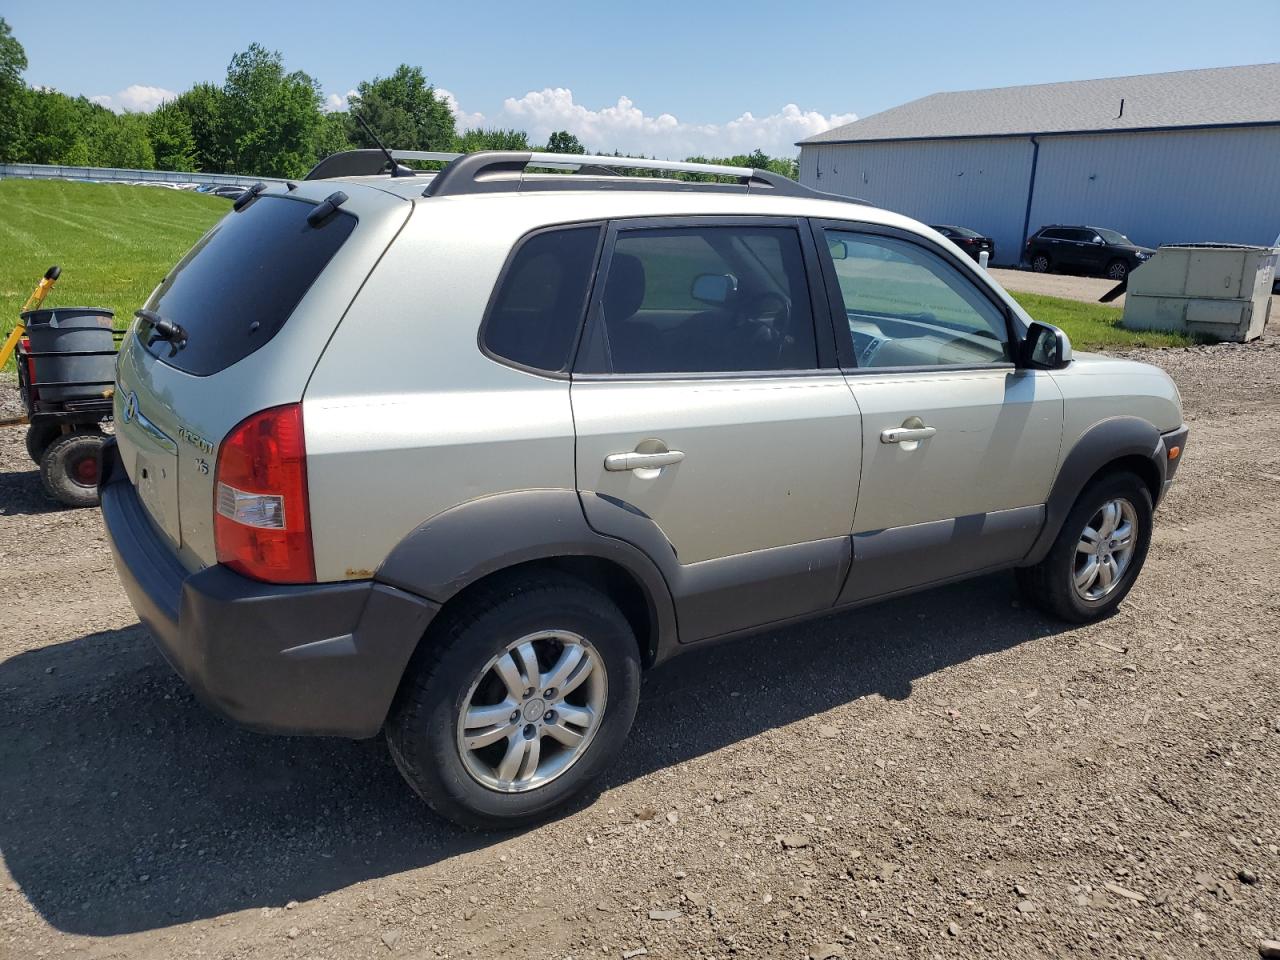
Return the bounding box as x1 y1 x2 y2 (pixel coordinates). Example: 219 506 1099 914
137 195 356 376
577 224 819 374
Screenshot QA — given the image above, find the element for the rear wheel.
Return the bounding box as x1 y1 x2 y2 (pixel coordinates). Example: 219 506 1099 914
1106 259 1129 281
25 422 60 465
1016 471 1153 623
385 573 641 829
1031 254 1051 273
40 430 107 508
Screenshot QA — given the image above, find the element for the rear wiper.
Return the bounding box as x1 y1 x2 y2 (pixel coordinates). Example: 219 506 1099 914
136 309 188 357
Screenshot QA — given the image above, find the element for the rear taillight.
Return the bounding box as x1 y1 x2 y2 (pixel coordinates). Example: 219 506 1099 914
213 403 315 583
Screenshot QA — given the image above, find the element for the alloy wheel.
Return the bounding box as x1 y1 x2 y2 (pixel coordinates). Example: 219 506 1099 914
1073 498 1138 601
456 630 607 793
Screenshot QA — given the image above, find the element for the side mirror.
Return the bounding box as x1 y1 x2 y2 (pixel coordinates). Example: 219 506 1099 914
1093 236 1105 246
828 239 850 261
690 273 736 305
1022 321 1072 369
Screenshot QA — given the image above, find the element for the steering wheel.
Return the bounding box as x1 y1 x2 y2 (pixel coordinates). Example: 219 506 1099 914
739 291 793 362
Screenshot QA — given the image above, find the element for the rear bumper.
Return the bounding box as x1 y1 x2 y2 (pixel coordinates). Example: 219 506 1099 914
99 439 438 738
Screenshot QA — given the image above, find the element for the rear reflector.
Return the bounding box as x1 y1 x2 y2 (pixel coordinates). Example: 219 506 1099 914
213 403 315 583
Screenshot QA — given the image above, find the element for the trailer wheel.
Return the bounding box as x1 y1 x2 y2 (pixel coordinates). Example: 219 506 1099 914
25 423 61 465
41 430 107 508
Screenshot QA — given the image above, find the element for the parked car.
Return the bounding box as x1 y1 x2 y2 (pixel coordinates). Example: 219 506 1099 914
101 150 1188 829
1025 225 1154 281
931 224 995 264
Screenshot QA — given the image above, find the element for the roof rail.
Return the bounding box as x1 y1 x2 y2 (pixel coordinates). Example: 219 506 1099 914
304 149 462 181
421 151 831 200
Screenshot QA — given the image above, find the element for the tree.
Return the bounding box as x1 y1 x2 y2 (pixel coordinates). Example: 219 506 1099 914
349 65 454 152
20 89 90 165
221 43 324 178
171 83 232 173
0 17 28 162
147 101 196 171
454 127 530 152
313 111 353 162
544 130 584 154
88 110 155 169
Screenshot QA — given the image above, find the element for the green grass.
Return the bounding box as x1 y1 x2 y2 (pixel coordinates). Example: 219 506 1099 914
1008 291 1193 351
1 180 226 359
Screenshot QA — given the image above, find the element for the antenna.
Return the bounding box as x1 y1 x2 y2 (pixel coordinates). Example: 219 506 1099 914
353 113 415 178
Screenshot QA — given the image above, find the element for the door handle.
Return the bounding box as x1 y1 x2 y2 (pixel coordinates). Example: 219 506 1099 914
881 425 937 444
604 450 685 472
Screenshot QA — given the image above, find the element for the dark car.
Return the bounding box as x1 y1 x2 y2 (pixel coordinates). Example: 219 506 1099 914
1025 225 1154 281
931 224 995 264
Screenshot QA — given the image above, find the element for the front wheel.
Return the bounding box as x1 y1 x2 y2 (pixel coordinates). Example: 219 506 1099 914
1016 472 1153 623
385 573 641 829
1106 259 1129 281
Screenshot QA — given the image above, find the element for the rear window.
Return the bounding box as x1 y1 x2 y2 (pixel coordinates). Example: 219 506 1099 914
137 195 356 376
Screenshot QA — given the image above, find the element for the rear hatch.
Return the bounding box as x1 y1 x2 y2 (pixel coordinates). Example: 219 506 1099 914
113 181 411 574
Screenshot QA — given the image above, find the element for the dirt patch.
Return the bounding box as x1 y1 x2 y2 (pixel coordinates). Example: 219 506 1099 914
2 341 1278 959
989 266 1128 306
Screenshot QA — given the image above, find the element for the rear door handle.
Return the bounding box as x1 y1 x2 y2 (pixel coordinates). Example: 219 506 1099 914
604 450 685 471
881 426 937 444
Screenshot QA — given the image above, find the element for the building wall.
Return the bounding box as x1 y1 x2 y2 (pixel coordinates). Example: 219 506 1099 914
798 139 1035 263
1028 126 1280 249
799 125 1280 264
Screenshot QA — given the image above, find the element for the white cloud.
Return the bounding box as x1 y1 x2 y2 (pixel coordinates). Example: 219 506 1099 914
491 88 856 157
89 84 177 113
436 87 486 131
323 88 359 113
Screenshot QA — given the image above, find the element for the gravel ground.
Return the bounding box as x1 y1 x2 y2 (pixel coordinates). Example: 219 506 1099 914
1 338 1278 960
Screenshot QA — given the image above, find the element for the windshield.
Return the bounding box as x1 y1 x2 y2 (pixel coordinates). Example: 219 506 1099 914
1095 228 1132 245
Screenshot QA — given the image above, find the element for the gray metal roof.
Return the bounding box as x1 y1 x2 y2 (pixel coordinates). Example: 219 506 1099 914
800 63 1280 146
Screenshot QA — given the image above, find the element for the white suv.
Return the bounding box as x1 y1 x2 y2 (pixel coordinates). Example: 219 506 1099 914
101 150 1188 828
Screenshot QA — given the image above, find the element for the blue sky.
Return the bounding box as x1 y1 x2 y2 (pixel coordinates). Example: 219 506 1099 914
6 0 1277 156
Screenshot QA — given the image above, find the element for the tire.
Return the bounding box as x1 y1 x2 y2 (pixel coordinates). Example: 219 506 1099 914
385 572 642 830
1016 471 1153 623
1031 254 1051 273
25 422 61 465
39 430 107 508
1106 259 1129 282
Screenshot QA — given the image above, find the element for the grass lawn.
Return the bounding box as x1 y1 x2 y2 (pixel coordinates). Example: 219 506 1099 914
1 180 226 354
1008 291 1192 351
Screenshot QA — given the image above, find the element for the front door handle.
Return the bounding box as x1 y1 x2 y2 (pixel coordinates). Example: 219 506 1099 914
881 425 937 444
605 449 685 472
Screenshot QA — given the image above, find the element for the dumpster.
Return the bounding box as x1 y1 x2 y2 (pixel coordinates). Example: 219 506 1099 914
1121 244 1276 342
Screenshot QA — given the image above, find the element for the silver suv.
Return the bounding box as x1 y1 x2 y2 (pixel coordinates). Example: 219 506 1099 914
101 150 1188 828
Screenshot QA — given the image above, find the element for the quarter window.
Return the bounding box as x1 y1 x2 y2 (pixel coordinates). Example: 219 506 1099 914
483 226 601 373
579 225 818 374
823 230 1011 368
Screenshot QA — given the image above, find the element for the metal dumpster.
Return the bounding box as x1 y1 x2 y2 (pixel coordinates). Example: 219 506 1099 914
1122 244 1276 342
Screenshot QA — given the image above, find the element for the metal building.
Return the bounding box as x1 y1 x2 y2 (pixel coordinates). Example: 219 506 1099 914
798 63 1280 265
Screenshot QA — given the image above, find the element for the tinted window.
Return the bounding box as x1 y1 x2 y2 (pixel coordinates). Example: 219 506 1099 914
824 230 1010 368
581 225 818 374
139 196 356 376
1039 228 1066 241
483 226 601 372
